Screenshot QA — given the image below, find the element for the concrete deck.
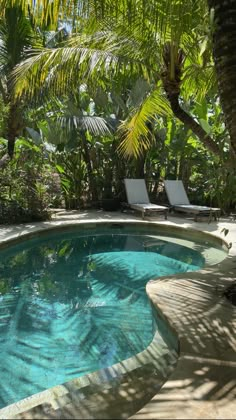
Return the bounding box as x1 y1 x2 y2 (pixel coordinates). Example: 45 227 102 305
0 210 235 419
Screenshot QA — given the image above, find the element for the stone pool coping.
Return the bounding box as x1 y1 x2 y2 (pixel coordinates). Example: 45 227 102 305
0 211 235 419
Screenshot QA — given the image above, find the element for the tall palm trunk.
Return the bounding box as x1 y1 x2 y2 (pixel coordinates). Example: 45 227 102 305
81 132 99 202
7 102 23 158
166 92 220 155
161 43 220 156
208 0 236 156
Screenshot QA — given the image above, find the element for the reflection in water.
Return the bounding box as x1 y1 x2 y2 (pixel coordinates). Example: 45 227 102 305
0 231 205 408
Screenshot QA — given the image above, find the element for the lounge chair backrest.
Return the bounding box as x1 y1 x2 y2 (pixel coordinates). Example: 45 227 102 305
164 180 190 205
124 178 150 204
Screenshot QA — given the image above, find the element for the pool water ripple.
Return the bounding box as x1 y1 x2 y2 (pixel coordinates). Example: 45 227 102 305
0 230 225 408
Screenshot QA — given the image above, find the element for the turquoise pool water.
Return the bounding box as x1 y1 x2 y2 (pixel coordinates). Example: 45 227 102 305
0 228 206 408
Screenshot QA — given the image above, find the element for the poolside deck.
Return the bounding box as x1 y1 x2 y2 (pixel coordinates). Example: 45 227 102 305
0 210 235 419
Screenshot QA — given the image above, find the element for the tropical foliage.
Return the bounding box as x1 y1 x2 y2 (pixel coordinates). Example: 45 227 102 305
0 0 235 222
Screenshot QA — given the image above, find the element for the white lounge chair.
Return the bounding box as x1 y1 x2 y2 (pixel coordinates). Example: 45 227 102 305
123 178 168 219
164 180 220 221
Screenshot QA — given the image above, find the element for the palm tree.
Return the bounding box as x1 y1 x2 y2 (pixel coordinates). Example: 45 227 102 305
3 0 235 159
11 1 224 158
43 93 112 203
0 3 42 158
207 0 236 156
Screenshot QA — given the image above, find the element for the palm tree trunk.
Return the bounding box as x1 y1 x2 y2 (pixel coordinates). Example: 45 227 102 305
81 132 99 202
167 93 220 155
162 43 220 156
7 102 22 159
208 0 236 156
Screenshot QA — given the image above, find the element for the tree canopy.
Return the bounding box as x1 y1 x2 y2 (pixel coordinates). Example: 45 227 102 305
0 0 235 220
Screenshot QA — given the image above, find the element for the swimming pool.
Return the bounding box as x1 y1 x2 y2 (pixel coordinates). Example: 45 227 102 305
0 223 228 410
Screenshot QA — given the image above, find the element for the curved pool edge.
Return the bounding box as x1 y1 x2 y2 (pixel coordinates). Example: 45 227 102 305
0 317 179 420
132 224 236 418
0 219 230 252
0 217 235 419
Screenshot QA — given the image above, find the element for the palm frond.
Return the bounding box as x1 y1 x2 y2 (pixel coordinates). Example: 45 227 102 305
11 30 149 102
182 62 216 102
0 4 42 75
118 88 172 157
127 78 152 108
58 114 111 136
